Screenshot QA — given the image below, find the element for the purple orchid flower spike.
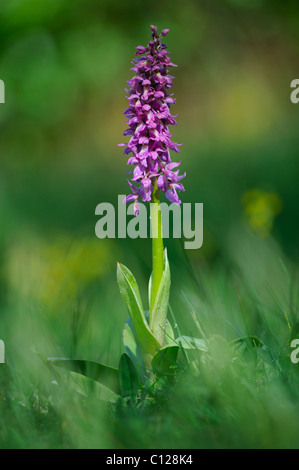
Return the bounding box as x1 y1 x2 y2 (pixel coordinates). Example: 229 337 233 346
120 25 185 209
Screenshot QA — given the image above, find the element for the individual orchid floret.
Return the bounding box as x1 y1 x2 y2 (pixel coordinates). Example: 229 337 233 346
119 25 185 209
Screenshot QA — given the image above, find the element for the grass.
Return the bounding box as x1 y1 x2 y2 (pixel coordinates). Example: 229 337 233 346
0 227 299 449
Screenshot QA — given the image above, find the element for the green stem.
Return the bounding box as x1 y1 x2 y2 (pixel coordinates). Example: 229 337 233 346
150 180 164 317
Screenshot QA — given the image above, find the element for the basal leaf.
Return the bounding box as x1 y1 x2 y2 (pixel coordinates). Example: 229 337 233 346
175 336 208 351
164 321 176 346
123 319 146 381
231 335 264 353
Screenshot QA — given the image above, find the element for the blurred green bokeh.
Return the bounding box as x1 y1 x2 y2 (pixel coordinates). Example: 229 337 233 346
0 0 299 449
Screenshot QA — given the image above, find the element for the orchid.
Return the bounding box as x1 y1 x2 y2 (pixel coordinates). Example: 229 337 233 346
120 25 185 207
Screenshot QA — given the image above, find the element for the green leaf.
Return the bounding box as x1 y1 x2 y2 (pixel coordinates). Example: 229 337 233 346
230 335 264 353
48 358 120 394
149 249 171 346
69 371 118 403
123 319 146 381
117 262 161 368
151 345 180 377
119 353 139 400
175 336 208 351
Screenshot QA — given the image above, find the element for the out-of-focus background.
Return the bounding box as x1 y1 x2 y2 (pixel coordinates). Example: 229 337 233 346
1 0 299 449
